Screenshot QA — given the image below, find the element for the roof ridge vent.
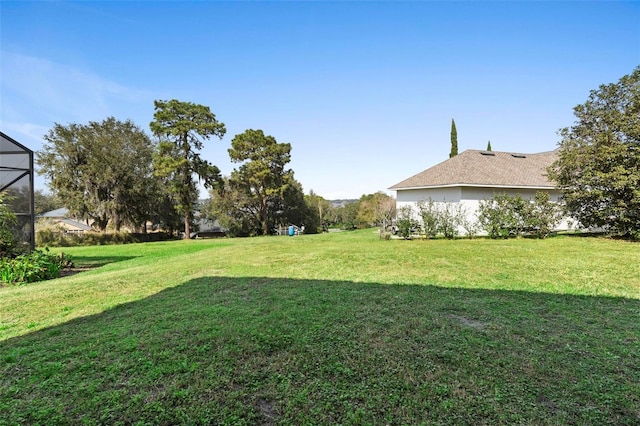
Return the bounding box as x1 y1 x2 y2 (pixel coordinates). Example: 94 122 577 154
511 153 527 158
480 151 495 156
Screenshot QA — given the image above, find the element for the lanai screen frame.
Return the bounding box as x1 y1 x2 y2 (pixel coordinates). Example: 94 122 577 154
1 131 35 251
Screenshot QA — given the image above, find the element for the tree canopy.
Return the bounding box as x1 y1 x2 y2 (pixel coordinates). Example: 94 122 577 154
305 190 332 231
356 192 396 228
549 67 640 239
37 117 157 231
150 99 226 238
224 129 296 236
34 191 64 216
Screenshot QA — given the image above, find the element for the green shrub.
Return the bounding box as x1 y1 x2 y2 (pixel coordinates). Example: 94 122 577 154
35 221 69 247
416 199 439 238
35 226 151 247
396 206 419 240
461 213 481 239
527 192 564 239
416 199 465 239
507 194 531 236
0 192 18 258
0 249 73 285
478 194 520 238
437 202 463 239
478 192 564 239
378 230 392 240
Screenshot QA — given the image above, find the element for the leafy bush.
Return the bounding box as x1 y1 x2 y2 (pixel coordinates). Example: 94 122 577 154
35 221 68 247
417 199 439 238
0 249 73 285
527 192 564 239
461 212 481 239
437 202 463 239
505 193 532 236
478 194 523 238
378 230 392 240
395 206 419 239
416 199 465 239
478 192 563 239
35 226 163 247
0 192 18 258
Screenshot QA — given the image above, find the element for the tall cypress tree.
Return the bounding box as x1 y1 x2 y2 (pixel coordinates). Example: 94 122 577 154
487 140 492 151
449 118 458 158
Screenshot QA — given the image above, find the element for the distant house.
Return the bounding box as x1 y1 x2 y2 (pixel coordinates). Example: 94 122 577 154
389 149 570 234
190 217 226 238
189 201 226 238
37 208 93 233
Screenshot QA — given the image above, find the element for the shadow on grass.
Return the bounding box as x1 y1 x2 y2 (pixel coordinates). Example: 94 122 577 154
1 277 639 425
558 231 639 241
68 255 139 268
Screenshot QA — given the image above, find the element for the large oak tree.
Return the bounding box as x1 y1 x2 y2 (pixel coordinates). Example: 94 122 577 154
150 100 225 238
549 67 640 239
37 117 157 231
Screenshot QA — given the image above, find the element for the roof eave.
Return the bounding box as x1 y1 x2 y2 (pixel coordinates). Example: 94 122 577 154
1 131 34 154
389 183 558 191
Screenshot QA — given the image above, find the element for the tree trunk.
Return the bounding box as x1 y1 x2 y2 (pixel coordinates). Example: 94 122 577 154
261 195 269 235
184 212 191 239
183 133 191 239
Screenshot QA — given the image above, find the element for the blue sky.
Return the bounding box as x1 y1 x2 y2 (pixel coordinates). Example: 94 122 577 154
1 1 639 199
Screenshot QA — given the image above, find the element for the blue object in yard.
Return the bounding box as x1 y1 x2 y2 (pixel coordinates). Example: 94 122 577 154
288 225 295 236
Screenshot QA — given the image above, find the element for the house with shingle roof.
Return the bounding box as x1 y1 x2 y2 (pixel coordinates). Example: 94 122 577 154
389 149 570 234
37 208 93 233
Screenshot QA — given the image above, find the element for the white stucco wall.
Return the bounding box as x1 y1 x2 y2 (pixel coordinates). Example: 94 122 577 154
396 186 462 207
395 186 571 235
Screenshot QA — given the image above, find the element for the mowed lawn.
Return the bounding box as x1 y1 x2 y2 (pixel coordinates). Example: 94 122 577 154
1 230 639 425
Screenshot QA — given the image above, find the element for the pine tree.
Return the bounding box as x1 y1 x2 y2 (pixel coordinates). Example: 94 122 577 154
449 119 458 158
487 140 492 151
150 100 226 239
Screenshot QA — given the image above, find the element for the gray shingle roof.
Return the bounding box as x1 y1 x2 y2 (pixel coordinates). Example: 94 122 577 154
389 149 558 190
59 219 93 231
37 208 69 218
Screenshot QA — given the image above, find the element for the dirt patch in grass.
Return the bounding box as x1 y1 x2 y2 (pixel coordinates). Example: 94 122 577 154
447 314 486 329
59 266 95 278
257 398 278 424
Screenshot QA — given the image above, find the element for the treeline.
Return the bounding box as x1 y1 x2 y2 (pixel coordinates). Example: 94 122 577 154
33 99 395 238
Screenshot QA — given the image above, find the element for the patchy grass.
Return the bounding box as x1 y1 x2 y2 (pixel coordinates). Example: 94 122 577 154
1 231 639 424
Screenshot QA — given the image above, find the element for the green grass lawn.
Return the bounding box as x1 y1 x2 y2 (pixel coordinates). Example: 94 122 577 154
1 230 639 425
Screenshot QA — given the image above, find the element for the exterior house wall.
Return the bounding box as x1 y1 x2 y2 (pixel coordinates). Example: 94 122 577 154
395 186 571 235
396 187 467 234
396 187 462 208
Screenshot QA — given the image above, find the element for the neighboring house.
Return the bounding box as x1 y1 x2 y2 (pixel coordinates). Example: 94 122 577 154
37 208 93 233
389 149 570 234
190 217 226 238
